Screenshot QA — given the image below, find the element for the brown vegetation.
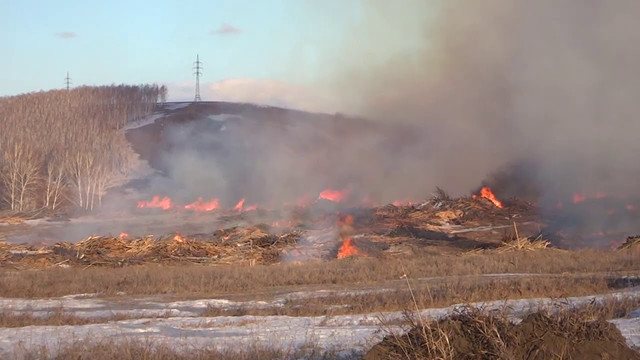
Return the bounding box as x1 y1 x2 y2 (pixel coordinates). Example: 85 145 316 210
366 302 640 360
201 276 623 317
0 85 164 213
0 226 301 268
0 309 149 328
1 248 638 299
18 340 347 360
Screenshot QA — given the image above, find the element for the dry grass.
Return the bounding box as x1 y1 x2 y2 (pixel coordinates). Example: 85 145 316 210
1 248 639 299
0 276 627 327
201 276 619 318
18 340 351 360
495 223 551 252
0 309 168 328
497 235 551 252
367 298 640 360
0 310 97 328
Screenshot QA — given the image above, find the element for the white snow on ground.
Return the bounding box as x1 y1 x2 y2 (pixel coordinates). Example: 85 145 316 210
3 289 640 357
207 114 240 122
123 102 190 131
164 102 190 111
3 275 640 319
123 113 165 131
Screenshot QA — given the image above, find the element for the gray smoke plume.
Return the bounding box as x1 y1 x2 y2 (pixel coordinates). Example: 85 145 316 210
24 1 640 245
321 0 640 202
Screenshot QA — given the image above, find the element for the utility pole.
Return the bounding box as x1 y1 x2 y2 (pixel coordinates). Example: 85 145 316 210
64 71 72 90
193 54 203 102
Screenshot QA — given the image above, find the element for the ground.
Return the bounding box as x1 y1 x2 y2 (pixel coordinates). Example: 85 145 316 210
2 103 640 359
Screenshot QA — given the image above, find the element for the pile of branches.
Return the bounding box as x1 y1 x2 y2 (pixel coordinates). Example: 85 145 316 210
0 226 300 268
497 235 551 252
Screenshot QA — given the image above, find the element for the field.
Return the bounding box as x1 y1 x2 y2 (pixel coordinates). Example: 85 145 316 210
2 99 640 359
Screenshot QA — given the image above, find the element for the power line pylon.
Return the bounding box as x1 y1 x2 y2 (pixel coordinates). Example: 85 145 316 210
193 54 203 102
64 71 72 90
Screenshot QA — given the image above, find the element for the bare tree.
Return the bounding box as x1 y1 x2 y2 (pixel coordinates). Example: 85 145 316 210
0 84 164 213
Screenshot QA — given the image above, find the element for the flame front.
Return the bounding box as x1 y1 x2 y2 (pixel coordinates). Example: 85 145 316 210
475 186 504 208
137 195 173 210
234 198 245 211
336 214 363 259
572 193 587 204
184 197 220 212
337 237 361 258
319 189 347 203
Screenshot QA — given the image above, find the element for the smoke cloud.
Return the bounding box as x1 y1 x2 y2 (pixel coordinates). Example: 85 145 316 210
319 0 640 204
36 1 640 245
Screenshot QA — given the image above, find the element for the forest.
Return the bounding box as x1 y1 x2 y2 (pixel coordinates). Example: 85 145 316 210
0 85 166 213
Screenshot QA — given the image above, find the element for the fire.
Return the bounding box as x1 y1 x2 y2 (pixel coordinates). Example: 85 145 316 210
173 234 185 243
572 193 587 204
318 189 347 203
184 197 220 212
392 199 414 207
244 204 258 211
474 186 504 208
137 195 173 210
337 237 361 259
118 232 129 239
234 198 245 211
572 192 608 204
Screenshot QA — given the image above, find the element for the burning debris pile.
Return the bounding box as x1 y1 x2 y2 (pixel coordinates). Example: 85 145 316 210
6 184 636 268
0 226 300 268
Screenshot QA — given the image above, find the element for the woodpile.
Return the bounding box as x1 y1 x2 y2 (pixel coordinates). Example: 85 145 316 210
0 226 301 268
497 236 551 252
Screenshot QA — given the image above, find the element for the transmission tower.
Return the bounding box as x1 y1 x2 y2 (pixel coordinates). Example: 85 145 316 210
193 54 203 102
64 71 72 90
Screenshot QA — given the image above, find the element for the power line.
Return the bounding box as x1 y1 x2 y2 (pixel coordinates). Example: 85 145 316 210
64 71 72 90
193 54 203 102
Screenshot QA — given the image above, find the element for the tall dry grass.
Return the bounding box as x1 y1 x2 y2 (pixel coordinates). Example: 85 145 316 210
1 249 638 299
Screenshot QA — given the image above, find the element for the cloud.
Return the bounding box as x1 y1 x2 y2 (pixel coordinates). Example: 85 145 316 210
168 78 340 113
55 32 77 39
211 23 241 35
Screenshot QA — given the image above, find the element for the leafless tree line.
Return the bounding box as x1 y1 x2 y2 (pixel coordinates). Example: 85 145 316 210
0 85 166 213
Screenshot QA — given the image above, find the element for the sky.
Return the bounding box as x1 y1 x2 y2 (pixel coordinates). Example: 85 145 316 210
1 0 429 111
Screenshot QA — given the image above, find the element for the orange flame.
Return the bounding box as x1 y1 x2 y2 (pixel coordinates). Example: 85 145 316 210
337 237 361 259
119 232 129 239
392 199 415 207
173 234 185 243
572 192 608 204
319 189 347 203
244 204 258 211
234 198 245 211
184 197 220 212
572 193 587 204
137 195 173 210
474 186 504 208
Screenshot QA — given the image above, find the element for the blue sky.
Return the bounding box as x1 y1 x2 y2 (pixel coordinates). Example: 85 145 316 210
1 0 429 109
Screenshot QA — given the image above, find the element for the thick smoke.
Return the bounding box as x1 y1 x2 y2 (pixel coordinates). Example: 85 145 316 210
24 1 640 245
321 0 640 204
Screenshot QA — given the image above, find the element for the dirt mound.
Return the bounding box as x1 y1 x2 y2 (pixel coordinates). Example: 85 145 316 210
513 312 638 360
365 309 639 360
